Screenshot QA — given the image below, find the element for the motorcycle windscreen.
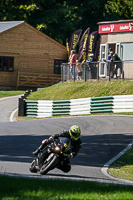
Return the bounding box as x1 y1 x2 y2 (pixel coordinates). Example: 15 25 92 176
58 137 71 152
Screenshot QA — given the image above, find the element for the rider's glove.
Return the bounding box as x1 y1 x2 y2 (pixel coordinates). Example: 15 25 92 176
69 153 74 158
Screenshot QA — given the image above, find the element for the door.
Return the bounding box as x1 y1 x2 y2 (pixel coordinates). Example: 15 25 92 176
99 44 107 77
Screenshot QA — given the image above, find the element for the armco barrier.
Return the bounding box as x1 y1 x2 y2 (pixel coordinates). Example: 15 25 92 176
25 95 133 118
113 95 133 113
91 96 113 113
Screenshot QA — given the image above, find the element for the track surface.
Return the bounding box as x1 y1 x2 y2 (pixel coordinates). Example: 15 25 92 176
0 96 133 185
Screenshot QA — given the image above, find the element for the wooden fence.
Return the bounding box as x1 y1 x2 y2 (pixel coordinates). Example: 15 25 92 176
17 71 61 88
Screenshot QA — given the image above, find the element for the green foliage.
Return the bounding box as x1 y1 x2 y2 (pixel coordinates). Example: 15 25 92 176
0 0 106 45
0 0 133 45
105 0 133 19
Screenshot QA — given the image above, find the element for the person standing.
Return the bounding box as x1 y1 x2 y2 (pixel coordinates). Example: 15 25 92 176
69 50 77 80
76 60 82 80
87 53 96 79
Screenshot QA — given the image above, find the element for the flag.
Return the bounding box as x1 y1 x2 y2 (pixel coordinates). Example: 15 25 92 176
95 37 100 61
87 31 98 61
78 27 90 63
68 29 82 60
66 38 69 56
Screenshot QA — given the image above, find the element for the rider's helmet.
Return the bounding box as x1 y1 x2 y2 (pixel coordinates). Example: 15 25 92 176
69 125 81 140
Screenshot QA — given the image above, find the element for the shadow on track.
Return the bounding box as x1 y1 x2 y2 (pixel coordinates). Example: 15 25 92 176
0 133 133 168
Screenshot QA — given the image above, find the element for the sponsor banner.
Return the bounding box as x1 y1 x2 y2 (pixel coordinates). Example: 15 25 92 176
78 28 90 62
69 29 82 58
87 31 98 61
95 37 100 61
66 38 69 56
99 22 133 34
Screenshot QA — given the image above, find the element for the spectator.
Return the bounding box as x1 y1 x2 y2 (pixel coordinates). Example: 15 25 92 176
112 53 121 78
87 53 96 79
69 50 77 79
103 49 114 78
107 48 113 61
88 53 94 62
76 60 82 80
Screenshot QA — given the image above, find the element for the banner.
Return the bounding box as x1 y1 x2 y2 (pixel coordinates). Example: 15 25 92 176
68 29 82 60
78 28 90 63
87 31 98 61
94 37 100 61
66 38 69 57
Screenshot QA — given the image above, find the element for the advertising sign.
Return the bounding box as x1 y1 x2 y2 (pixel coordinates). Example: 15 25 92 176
78 27 90 62
99 22 133 34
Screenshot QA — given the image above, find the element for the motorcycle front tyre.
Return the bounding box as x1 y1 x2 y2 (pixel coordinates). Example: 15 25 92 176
40 154 59 175
29 159 38 173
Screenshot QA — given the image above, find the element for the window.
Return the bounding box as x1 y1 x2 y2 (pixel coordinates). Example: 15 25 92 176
0 56 14 72
120 42 133 61
54 60 67 74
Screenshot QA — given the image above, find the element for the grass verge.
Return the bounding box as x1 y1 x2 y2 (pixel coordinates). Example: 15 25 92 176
0 175 133 200
0 90 25 98
27 80 133 100
108 146 133 180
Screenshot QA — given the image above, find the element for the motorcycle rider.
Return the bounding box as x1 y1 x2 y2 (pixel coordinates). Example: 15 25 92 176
33 125 82 173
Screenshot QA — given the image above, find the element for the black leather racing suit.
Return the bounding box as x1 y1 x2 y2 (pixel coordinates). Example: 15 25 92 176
33 130 82 172
51 130 82 172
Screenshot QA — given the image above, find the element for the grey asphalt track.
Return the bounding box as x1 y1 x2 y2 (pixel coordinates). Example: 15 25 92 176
0 96 133 185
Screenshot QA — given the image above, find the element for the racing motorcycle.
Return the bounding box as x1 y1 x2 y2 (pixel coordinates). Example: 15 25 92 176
30 137 72 175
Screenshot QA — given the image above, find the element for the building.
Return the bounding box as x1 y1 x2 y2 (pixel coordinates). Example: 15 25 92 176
0 21 67 89
98 19 133 79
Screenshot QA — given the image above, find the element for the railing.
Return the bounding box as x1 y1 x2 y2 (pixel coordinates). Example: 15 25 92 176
61 61 124 82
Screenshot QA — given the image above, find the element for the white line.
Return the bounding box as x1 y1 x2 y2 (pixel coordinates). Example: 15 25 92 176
101 139 133 184
0 95 22 122
10 108 18 122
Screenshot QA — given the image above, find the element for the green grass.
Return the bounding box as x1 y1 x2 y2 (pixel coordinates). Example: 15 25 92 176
109 146 133 180
0 90 25 98
27 80 133 100
0 175 133 200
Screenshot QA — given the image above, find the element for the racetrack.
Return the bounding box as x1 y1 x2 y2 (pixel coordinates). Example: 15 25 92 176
0 96 133 185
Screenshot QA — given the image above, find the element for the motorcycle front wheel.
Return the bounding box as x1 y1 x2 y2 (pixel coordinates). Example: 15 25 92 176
29 159 38 173
40 154 59 175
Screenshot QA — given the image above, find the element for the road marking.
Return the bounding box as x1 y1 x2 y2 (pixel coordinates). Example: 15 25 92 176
0 95 22 122
10 108 18 122
101 139 133 184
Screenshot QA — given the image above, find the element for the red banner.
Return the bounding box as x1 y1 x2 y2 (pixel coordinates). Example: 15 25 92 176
99 22 133 34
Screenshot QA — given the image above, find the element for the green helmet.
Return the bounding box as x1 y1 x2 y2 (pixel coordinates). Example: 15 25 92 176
69 125 81 140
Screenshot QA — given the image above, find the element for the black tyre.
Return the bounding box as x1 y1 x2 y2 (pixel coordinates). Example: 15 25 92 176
40 154 59 175
29 159 37 173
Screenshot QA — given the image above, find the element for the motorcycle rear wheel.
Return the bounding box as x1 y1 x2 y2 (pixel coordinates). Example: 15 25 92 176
40 154 59 175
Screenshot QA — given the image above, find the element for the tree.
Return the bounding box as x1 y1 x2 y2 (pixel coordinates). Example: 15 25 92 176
105 0 133 19
1 0 132 45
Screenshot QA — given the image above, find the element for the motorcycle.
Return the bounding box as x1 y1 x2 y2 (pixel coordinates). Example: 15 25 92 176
30 137 72 175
